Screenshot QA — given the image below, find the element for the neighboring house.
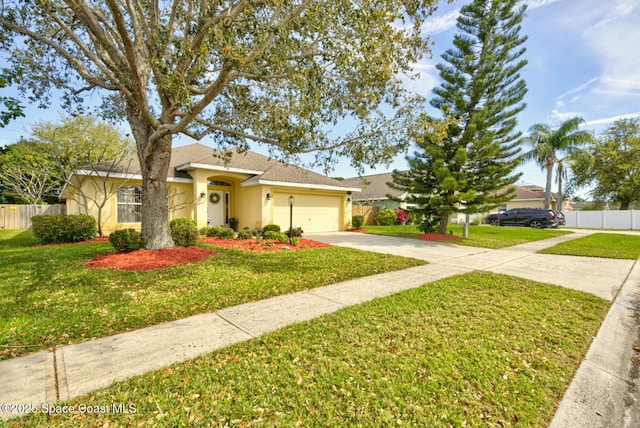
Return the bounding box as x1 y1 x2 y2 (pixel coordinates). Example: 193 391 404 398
343 173 563 223
497 185 558 212
61 143 360 235
342 171 410 210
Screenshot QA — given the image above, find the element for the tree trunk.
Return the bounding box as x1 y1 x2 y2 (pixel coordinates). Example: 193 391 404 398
621 200 630 210
438 212 450 235
556 175 564 211
127 105 175 250
544 163 553 209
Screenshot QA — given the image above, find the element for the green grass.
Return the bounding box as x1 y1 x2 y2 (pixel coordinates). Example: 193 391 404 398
13 272 609 427
0 231 424 359
541 233 640 259
364 224 573 249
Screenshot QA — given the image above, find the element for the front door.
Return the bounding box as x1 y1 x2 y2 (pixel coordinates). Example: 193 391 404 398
207 191 225 226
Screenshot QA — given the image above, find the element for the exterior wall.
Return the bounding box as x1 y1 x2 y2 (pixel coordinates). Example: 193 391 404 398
65 177 144 235
236 185 265 230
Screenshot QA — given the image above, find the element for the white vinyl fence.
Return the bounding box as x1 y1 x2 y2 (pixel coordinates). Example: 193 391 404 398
564 210 640 230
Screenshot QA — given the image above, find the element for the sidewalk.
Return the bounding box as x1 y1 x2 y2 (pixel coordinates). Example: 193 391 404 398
1 231 639 425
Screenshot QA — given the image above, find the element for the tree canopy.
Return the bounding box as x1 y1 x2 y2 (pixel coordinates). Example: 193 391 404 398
572 118 640 210
390 0 528 234
0 116 134 207
523 117 594 210
0 67 25 127
1 0 439 248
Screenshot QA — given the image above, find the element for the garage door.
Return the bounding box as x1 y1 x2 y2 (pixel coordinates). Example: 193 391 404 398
273 193 341 232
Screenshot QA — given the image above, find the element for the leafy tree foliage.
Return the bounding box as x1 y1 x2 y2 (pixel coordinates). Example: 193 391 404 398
572 119 640 210
0 139 58 204
0 116 133 233
0 67 24 127
390 0 528 234
523 117 594 210
0 0 438 248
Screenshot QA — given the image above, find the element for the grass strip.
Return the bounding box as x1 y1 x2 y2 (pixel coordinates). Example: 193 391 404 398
540 232 640 259
14 272 609 427
363 225 572 249
0 231 423 359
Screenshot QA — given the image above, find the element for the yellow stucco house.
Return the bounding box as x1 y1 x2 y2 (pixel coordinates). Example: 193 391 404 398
61 143 360 235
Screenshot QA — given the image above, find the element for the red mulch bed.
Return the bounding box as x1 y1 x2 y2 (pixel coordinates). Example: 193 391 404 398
85 247 217 271
83 237 332 271
200 237 332 251
347 229 367 233
419 233 460 241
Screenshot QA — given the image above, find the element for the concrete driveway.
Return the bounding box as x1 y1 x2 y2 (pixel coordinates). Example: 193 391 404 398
308 230 634 301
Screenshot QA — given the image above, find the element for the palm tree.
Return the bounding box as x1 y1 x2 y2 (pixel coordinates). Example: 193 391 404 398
523 117 594 210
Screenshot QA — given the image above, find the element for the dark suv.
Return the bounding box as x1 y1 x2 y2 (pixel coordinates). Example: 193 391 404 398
485 208 559 228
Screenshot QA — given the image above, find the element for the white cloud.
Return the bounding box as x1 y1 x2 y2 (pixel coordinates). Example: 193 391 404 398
402 63 439 98
421 9 459 35
525 0 563 11
584 112 640 128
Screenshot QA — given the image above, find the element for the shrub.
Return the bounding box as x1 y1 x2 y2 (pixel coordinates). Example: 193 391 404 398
31 214 97 244
396 209 409 225
287 227 304 238
264 231 290 243
205 226 235 239
263 224 281 233
170 218 198 247
352 215 365 229
376 209 399 226
109 229 143 252
237 227 254 240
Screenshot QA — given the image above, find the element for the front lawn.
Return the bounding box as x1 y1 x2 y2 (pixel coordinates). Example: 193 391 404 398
14 272 609 427
0 230 424 359
363 224 572 249
541 232 640 259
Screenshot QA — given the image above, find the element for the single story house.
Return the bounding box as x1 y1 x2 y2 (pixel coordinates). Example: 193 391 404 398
497 185 558 211
342 171 411 210
62 143 360 235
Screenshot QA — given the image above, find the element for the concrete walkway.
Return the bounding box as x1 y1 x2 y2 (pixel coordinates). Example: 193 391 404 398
1 230 639 426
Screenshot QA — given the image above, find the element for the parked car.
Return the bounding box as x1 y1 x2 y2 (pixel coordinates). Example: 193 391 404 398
553 210 566 226
484 208 559 228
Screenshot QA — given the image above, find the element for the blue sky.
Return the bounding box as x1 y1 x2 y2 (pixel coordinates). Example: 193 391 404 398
343 0 640 188
1 0 639 193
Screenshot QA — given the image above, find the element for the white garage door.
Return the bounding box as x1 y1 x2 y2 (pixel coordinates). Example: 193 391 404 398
273 193 341 232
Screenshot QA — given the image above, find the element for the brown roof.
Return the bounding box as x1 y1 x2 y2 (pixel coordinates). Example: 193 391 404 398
84 143 357 190
514 185 557 201
342 171 409 200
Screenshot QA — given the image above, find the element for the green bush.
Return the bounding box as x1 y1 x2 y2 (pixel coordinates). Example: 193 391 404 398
109 229 143 252
31 214 97 244
237 227 254 240
352 215 365 229
287 227 304 238
264 231 290 243
170 218 198 247
263 224 281 233
204 226 235 240
376 209 399 226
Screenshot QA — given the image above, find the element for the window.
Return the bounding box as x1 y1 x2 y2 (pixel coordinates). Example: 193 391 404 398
117 186 142 223
208 180 231 187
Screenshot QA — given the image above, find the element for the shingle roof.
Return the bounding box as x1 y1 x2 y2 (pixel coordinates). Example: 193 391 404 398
514 185 557 201
342 171 408 200
83 143 357 190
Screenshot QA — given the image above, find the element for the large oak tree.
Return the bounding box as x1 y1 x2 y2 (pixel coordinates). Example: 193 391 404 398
1 0 438 248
